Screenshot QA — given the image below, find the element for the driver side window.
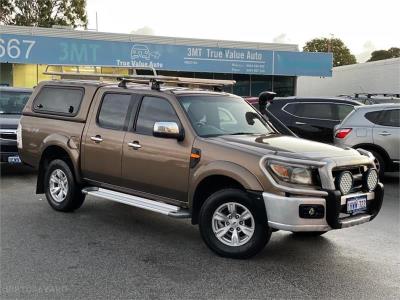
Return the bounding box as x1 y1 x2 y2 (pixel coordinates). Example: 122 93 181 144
136 96 180 136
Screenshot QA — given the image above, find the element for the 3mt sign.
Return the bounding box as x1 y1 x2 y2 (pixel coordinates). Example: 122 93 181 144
0 37 36 59
58 42 100 64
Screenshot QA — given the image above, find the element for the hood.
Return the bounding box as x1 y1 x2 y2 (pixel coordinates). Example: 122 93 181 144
210 134 359 160
0 114 21 130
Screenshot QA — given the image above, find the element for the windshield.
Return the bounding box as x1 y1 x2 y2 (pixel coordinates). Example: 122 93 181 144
0 91 31 114
178 95 274 137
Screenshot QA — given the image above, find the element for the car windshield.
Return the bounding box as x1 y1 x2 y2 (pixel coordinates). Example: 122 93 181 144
178 95 274 137
0 91 31 114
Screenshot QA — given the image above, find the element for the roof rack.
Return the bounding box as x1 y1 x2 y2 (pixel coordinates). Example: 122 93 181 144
43 65 236 91
354 93 400 98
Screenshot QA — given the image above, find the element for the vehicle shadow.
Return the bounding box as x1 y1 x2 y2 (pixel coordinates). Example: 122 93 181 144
0 163 36 177
382 172 399 184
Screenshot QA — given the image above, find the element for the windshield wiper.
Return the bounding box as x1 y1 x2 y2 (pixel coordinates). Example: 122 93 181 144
228 132 257 135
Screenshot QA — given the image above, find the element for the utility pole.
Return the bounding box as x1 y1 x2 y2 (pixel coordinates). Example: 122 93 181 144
328 33 334 52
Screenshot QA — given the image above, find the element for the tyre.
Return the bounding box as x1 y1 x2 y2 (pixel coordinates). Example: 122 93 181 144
291 231 327 237
199 188 271 259
44 159 85 212
369 150 385 179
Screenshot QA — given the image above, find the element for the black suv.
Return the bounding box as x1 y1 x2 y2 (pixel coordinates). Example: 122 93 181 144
0 86 32 163
267 97 362 143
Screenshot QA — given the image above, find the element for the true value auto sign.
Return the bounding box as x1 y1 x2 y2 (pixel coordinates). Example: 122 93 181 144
0 33 332 76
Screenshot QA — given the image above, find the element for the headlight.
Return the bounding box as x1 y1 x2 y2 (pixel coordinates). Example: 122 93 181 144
268 162 313 185
16 122 23 149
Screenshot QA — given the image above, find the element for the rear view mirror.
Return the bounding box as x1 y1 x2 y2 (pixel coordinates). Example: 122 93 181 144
153 122 184 140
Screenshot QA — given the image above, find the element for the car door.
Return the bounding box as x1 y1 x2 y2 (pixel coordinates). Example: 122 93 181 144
121 95 191 202
372 108 400 160
286 102 337 143
82 91 138 185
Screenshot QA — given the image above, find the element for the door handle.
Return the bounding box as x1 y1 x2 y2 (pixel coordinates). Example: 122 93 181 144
90 135 103 143
128 141 142 149
379 132 391 136
295 121 306 125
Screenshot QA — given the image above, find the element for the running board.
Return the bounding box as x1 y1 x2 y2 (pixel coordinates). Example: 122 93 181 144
82 187 190 218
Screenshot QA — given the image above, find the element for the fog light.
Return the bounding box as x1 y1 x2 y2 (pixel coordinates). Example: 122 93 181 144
363 169 378 191
299 205 324 219
336 171 353 195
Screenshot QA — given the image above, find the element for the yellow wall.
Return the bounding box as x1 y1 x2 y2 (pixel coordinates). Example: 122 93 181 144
11 64 130 88
12 64 53 88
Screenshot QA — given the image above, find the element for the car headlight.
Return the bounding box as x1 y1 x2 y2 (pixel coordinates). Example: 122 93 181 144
268 162 313 185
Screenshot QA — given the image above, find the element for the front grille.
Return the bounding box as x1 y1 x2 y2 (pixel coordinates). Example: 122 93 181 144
332 165 368 194
0 144 17 153
0 133 17 140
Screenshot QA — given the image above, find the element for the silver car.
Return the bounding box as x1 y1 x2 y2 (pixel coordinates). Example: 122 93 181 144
334 104 400 176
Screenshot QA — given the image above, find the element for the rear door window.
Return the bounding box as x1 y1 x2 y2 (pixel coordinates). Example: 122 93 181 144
33 86 84 116
97 93 134 131
294 103 335 120
378 109 400 127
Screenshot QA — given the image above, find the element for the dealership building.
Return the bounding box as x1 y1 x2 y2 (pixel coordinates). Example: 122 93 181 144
0 25 332 96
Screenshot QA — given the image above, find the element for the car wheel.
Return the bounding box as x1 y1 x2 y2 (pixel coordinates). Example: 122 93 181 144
291 231 327 237
44 159 85 212
369 150 385 178
199 188 271 259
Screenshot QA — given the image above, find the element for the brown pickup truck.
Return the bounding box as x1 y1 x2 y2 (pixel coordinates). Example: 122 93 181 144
18 71 384 258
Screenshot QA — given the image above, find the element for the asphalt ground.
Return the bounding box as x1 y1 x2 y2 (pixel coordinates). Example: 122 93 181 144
1 164 399 299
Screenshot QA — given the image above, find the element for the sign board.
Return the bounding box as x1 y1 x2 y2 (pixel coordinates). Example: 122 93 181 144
0 33 332 76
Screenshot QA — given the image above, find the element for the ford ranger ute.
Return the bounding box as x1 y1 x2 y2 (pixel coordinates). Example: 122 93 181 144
18 69 384 259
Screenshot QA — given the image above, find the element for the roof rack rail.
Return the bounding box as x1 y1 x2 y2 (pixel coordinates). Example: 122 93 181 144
43 65 236 91
354 93 400 98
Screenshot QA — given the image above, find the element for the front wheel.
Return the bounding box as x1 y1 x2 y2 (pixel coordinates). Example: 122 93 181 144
199 189 271 259
44 159 85 212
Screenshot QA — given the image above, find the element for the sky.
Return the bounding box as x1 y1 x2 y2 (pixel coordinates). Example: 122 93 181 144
86 0 399 62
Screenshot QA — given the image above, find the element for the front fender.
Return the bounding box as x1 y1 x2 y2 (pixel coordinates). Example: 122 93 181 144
188 160 263 206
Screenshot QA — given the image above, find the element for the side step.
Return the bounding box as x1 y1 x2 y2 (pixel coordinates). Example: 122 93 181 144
82 187 191 219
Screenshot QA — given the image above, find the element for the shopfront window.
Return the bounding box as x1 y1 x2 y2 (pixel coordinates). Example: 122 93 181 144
273 76 296 97
251 75 272 97
233 74 250 96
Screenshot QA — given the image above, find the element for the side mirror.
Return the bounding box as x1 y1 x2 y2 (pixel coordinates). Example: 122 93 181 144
153 122 184 140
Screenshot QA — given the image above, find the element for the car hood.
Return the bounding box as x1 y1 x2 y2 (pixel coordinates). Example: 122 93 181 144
209 134 359 160
0 114 21 129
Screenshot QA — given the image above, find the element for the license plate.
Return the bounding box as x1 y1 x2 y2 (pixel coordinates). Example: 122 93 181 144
7 155 21 164
346 195 367 214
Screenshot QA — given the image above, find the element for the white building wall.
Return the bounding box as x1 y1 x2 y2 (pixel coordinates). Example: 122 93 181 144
296 58 400 97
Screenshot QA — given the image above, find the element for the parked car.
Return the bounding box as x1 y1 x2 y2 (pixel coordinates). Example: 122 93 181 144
267 97 363 143
339 93 400 105
0 86 32 163
334 104 400 176
18 72 383 259
245 94 296 136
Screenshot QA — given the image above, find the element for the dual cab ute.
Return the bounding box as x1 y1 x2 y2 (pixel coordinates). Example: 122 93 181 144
18 68 384 258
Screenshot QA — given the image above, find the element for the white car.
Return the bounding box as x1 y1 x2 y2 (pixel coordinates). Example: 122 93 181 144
334 104 400 176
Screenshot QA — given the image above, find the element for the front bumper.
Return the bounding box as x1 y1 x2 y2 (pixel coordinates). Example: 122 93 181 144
263 183 384 232
0 140 18 162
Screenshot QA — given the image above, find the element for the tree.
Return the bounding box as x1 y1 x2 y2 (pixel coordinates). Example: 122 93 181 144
368 47 400 62
303 37 357 67
0 0 87 28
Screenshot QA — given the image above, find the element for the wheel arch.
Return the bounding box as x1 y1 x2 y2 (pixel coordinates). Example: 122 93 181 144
353 143 391 166
189 162 264 225
37 143 81 194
